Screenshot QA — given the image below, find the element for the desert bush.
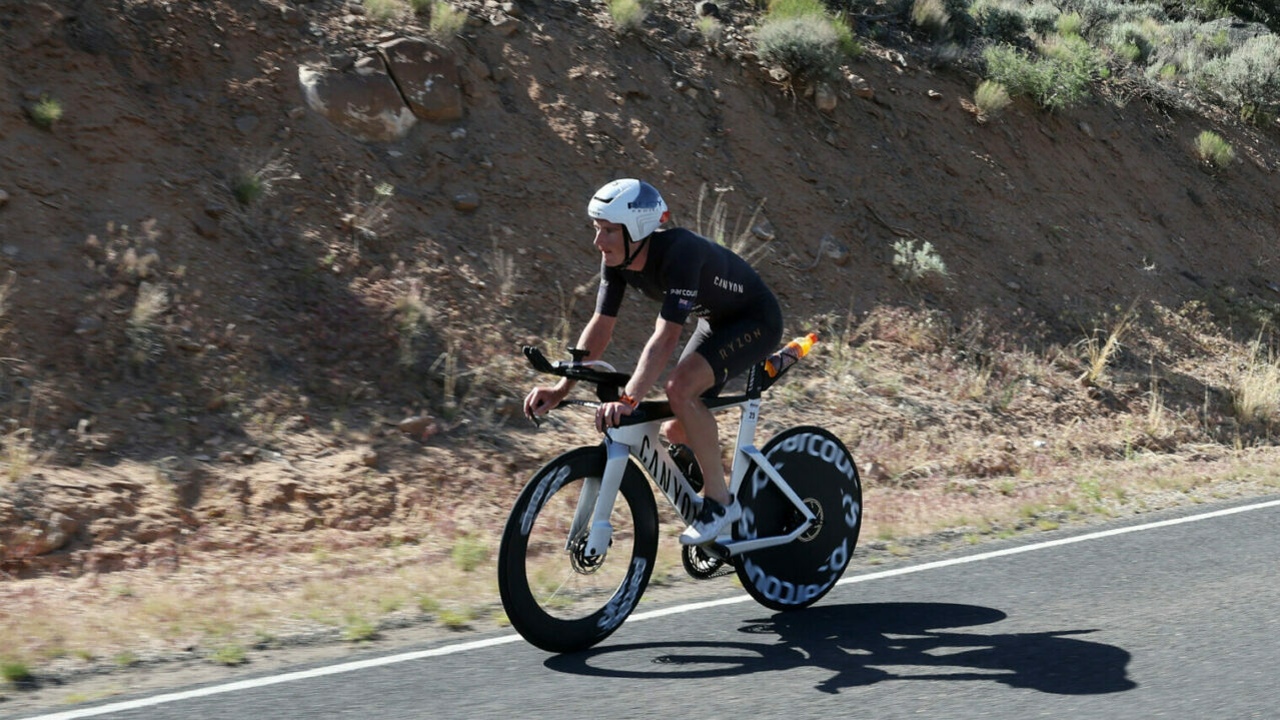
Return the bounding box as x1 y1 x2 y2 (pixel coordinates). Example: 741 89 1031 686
1 661 32 684
1196 34 1280 122
347 181 395 248
756 0 856 82
395 278 437 369
972 0 1028 43
1056 9 1084 36
911 0 951 38
1055 0 1164 38
451 534 489 572
1195 130 1236 168
983 37 1097 110
609 0 649 32
1024 3 1060 35
1076 305 1135 386
364 0 408 22
126 281 169 364
892 238 949 284
1108 21 1156 64
757 14 846 81
428 0 467 36
208 644 247 666
28 96 62 129
698 15 725 44
230 155 293 207
974 79 1013 118
1231 340 1280 424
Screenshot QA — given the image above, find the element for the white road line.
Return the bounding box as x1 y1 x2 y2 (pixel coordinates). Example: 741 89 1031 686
21 497 1280 720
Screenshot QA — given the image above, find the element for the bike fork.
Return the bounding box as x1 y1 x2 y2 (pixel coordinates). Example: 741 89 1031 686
571 437 629 558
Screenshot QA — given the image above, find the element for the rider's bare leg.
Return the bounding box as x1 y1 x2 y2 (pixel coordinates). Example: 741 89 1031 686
661 419 685 444
665 354 728 505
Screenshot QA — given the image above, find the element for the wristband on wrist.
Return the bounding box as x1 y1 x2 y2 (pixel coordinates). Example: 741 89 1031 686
618 393 639 409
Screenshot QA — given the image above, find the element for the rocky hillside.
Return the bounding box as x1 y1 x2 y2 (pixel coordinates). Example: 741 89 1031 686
1 0 1279 578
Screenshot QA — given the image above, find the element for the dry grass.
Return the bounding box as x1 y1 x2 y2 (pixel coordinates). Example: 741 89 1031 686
1231 339 1280 425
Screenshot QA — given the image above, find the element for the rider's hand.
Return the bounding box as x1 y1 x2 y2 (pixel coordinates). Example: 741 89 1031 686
524 385 568 420
595 400 635 433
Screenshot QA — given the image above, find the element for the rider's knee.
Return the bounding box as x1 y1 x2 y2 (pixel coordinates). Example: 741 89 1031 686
664 373 700 406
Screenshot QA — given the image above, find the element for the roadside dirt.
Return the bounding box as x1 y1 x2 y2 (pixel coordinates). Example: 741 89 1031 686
2 0 1280 709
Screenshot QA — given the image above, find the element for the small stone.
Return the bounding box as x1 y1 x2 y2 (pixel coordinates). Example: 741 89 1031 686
821 235 850 266
398 415 439 442
453 191 480 212
815 82 837 113
0 188 9 207
75 316 104 336
491 16 520 36
847 73 874 100
191 213 220 239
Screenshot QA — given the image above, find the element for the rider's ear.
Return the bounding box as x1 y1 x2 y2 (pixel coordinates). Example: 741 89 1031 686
661 210 670 224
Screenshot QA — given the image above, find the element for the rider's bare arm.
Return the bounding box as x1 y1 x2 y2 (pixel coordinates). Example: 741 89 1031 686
622 316 683 402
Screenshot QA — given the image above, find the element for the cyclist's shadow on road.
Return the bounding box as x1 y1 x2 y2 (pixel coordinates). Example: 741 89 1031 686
545 602 1136 695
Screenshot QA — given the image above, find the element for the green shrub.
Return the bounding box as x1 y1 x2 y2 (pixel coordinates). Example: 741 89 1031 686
942 0 978 40
1195 130 1236 168
208 645 248 666
973 1 1028 43
983 39 1097 110
451 535 489 572
1197 34 1280 122
364 0 407 22
232 174 265 206
756 14 846 82
608 0 648 32
974 79 1013 117
1 661 32 684
429 0 467 36
892 239 949 284
698 15 724 44
1108 21 1154 64
767 0 828 18
29 96 62 129
1024 4 1060 35
911 0 951 38
1056 10 1083 36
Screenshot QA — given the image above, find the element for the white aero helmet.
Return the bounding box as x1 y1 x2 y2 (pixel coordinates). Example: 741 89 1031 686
588 178 669 244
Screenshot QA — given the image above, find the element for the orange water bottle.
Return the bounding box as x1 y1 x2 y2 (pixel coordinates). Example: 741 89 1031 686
764 332 819 378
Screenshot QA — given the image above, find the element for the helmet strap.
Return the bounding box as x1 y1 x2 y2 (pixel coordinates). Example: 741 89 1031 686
610 228 649 270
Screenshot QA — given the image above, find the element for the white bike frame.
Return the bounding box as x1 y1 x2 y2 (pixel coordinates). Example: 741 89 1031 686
572 395 818 560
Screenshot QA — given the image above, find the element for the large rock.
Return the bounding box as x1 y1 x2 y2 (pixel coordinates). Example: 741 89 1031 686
298 62 418 142
377 37 464 122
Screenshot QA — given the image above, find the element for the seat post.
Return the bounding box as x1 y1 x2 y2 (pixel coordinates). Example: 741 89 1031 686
744 363 764 398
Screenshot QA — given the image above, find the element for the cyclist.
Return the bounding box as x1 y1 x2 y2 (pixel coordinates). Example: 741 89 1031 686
523 178 783 545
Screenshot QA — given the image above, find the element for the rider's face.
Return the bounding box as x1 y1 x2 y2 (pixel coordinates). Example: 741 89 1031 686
593 219 628 267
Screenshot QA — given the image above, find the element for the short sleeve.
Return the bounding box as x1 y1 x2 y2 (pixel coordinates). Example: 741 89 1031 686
658 242 702 324
594 261 626 317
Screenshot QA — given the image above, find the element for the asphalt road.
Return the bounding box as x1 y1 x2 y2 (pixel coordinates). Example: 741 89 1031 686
13 495 1280 720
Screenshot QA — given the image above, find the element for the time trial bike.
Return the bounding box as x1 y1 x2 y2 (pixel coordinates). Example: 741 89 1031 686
497 336 863 653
